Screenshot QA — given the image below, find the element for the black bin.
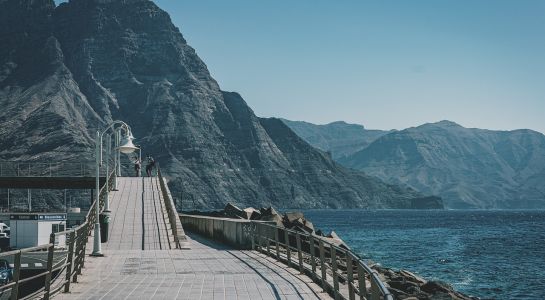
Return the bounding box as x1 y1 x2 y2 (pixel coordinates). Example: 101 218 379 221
99 211 111 243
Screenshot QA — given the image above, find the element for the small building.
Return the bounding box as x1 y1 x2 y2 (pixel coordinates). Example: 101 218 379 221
10 213 67 249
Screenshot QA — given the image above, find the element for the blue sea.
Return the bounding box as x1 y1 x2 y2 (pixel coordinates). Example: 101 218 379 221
300 210 545 300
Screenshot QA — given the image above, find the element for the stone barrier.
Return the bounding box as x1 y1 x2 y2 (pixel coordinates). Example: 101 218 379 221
179 214 275 249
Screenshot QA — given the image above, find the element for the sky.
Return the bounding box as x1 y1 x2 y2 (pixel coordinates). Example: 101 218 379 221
58 0 545 133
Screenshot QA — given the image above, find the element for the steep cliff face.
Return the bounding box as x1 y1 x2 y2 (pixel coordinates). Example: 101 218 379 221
0 0 98 162
339 121 545 208
0 0 441 209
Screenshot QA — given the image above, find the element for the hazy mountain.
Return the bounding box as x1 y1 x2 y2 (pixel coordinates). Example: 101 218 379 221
339 121 545 208
281 119 389 159
0 0 442 209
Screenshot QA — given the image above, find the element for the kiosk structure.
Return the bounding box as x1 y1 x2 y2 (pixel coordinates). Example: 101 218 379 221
9 213 67 249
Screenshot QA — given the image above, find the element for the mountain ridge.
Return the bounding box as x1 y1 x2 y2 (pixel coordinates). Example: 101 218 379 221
0 0 442 209
282 118 545 208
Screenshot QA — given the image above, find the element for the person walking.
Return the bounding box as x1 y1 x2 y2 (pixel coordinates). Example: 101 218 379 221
134 158 141 177
145 155 155 177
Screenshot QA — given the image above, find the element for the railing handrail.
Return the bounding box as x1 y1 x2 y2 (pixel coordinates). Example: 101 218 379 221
252 221 393 300
157 165 185 249
0 169 116 299
0 160 130 178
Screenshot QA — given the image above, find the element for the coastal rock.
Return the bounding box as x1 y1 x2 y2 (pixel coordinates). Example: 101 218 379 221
400 269 428 285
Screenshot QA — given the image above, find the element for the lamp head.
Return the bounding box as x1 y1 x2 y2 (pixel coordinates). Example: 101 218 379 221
118 134 138 154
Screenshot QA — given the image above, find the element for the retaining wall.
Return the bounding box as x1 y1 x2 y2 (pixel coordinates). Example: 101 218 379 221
179 214 275 249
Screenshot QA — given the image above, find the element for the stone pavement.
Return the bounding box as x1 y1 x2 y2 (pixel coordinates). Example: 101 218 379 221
54 177 330 299
106 177 172 250
55 234 330 300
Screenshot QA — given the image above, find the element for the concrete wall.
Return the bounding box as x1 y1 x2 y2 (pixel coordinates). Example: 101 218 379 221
180 214 276 249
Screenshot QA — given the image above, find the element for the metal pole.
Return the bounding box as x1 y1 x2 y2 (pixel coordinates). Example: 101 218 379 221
104 134 111 212
27 189 31 212
116 130 121 176
91 131 103 256
113 130 119 190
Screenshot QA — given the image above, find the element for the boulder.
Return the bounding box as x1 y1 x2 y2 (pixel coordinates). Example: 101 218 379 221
421 281 475 300
260 213 284 227
243 207 259 219
326 231 349 249
284 212 304 223
223 203 246 219
260 206 278 217
400 269 427 285
292 218 315 234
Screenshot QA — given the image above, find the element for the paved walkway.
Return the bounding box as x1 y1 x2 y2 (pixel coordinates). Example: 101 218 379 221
55 177 329 300
106 177 172 250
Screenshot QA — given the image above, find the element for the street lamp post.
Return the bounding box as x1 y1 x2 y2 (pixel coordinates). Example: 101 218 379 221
91 121 138 257
104 134 111 212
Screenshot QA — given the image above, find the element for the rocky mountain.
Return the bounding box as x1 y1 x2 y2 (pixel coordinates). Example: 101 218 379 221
339 121 545 208
0 0 442 209
281 119 389 159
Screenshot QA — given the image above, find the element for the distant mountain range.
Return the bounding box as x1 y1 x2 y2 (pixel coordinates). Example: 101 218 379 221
283 119 545 209
280 119 391 159
0 0 441 210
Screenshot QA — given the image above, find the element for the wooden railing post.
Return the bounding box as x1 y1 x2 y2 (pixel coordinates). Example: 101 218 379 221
319 240 327 291
296 233 303 274
275 228 280 260
81 223 89 270
370 274 380 300
347 253 355 300
10 251 21 300
284 229 291 267
251 226 256 250
266 235 271 256
309 235 316 276
358 263 367 300
331 246 339 300
64 230 76 293
43 233 55 300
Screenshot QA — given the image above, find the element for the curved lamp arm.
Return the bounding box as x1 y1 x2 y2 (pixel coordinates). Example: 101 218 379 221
98 120 133 165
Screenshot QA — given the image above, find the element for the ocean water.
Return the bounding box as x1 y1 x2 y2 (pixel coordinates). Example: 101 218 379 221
300 210 545 300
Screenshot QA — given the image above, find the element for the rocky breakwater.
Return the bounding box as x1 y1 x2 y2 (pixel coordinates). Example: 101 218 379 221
187 204 478 300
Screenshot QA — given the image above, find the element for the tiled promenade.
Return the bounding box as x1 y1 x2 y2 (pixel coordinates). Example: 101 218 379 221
56 178 329 300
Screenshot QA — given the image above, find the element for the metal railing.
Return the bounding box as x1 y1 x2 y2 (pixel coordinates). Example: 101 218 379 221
157 165 185 249
0 162 93 177
0 171 115 299
251 222 393 300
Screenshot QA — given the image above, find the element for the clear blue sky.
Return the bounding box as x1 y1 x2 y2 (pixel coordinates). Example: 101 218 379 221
59 0 545 133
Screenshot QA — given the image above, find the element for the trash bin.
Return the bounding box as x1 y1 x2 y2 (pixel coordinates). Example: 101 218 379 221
99 211 111 243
